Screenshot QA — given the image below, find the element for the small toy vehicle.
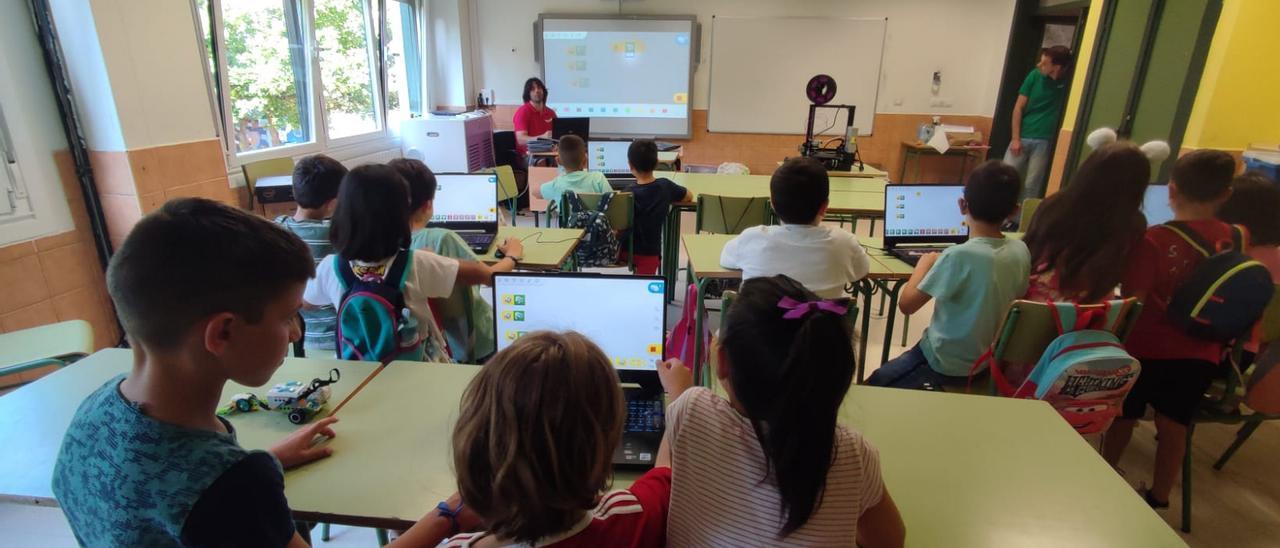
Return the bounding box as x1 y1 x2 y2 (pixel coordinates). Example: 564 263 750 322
267 368 341 424
218 393 270 416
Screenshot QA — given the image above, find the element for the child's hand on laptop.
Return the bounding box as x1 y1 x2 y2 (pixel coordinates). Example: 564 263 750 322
916 252 940 272
269 416 339 469
658 358 694 401
498 237 524 260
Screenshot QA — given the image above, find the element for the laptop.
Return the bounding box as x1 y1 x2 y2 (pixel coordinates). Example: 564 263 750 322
493 272 668 467
427 173 500 253
882 184 969 266
589 140 637 189
1143 184 1175 226
553 117 590 142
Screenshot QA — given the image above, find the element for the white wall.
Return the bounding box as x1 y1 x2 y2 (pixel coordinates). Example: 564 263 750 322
430 0 475 107
49 0 126 151
469 0 1017 117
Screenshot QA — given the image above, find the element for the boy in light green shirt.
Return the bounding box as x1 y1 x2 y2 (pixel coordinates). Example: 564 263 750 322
867 161 1030 390
534 134 610 205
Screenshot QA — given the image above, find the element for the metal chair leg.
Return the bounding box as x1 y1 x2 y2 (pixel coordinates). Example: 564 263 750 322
1182 422 1195 533
1214 419 1262 470
900 313 910 347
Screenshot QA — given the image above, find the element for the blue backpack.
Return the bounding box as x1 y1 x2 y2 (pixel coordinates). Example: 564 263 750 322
1161 222 1275 343
563 191 620 267
334 251 424 364
1006 302 1141 435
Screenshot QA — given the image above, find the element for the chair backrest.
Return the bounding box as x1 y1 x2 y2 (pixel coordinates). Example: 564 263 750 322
493 165 519 201
241 158 295 191
1019 198 1043 231
574 192 634 231
696 194 771 235
493 130 518 167
990 299 1143 366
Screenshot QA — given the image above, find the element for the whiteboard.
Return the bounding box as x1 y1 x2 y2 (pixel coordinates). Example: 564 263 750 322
708 16 887 135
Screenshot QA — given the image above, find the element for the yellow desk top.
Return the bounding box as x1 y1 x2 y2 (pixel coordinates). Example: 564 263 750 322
0 320 94 368
0 349 1186 544
777 161 889 179
476 226 583 271
681 233 907 281
658 172 886 215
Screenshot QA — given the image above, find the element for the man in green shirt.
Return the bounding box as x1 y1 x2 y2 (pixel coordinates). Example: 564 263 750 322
1004 46 1071 207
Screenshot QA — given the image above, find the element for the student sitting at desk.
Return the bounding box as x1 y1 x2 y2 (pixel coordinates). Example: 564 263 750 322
719 157 871 298
1022 142 1151 303
390 158 504 364
51 198 341 546
428 332 672 547
532 134 610 206
659 276 904 546
275 154 347 353
867 161 1029 391
623 139 691 275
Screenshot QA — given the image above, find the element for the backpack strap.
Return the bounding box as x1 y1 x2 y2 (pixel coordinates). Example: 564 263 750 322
336 255 358 292
595 191 614 214
1232 224 1250 252
1160 221 1213 258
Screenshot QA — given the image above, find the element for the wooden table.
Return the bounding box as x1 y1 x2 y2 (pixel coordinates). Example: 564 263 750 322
475 225 583 271
0 349 1187 545
777 160 890 179
898 141 991 184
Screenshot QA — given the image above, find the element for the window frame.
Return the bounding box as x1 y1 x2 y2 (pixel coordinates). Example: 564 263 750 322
198 0 419 168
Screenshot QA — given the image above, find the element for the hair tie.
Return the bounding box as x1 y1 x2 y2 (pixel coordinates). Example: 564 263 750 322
1085 127 1170 161
777 296 847 320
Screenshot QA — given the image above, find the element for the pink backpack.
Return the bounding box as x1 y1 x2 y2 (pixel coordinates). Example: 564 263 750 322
666 283 712 381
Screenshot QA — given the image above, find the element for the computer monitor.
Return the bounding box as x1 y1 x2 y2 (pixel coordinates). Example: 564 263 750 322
589 140 633 175
553 117 590 141
427 174 499 231
1143 184 1174 227
882 184 969 245
493 273 666 384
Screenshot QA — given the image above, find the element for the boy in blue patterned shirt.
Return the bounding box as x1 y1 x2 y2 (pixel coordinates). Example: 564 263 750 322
276 155 347 353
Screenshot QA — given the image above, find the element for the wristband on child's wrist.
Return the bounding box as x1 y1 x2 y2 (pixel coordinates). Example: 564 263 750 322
436 499 465 536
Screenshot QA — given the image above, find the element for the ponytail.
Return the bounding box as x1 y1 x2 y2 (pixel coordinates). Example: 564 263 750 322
721 276 856 536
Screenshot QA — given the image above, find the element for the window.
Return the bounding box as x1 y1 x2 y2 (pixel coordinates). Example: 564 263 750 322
196 0 423 161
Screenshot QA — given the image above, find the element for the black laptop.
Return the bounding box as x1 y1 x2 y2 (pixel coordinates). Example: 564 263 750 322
492 272 668 467
553 117 590 141
589 140 637 189
427 173 500 253
882 184 969 266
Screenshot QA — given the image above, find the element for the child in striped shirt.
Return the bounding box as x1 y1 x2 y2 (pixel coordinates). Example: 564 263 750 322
276 155 347 352
659 275 905 547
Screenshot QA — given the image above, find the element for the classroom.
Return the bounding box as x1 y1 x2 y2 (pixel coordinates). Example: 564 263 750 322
1 0 1277 546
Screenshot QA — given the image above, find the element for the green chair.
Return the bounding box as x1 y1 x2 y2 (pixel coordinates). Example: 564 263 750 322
0 320 94 389
980 299 1142 394
1181 285 1280 533
560 192 636 271
241 157 295 211
1019 197 1043 232
695 194 771 235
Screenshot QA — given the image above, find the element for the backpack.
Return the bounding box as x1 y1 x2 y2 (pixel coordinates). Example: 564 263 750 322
334 251 425 364
978 301 1141 435
1162 222 1275 343
564 191 620 267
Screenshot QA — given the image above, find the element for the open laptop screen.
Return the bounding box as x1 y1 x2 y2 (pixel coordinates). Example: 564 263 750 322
883 184 969 245
493 273 665 380
589 140 633 175
1143 184 1174 227
428 174 499 229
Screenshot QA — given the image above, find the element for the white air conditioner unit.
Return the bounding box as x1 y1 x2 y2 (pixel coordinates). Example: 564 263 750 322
401 111 495 173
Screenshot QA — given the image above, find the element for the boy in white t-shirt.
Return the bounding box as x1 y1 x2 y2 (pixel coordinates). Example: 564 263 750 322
720 158 871 298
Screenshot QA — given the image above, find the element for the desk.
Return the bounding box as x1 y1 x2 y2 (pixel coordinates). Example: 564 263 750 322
0 349 1186 545
476 226 583 271
0 320 94 381
778 161 890 179
898 141 991 184
658 172 888 301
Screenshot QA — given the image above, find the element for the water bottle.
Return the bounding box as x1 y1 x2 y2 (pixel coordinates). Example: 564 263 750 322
397 308 420 348
918 122 934 143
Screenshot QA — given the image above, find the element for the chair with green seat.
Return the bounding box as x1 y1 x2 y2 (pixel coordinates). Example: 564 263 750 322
241 158 296 211
479 165 521 225
979 299 1143 394
560 192 635 271
0 320 94 389
1180 285 1280 533
1019 197 1043 232
695 194 771 235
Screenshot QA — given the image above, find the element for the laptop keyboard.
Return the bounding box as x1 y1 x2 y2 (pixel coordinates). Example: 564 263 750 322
889 247 947 266
460 233 495 250
626 398 664 433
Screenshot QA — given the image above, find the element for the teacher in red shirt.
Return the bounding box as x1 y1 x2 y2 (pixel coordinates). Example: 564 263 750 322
513 77 556 155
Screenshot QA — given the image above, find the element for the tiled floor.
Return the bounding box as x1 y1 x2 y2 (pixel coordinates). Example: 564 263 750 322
2 213 1277 546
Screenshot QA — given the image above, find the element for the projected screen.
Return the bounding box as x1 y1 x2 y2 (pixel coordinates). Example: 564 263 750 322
1143 184 1174 227
494 274 666 371
428 174 498 225
589 141 632 174
541 16 694 137
883 185 969 238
